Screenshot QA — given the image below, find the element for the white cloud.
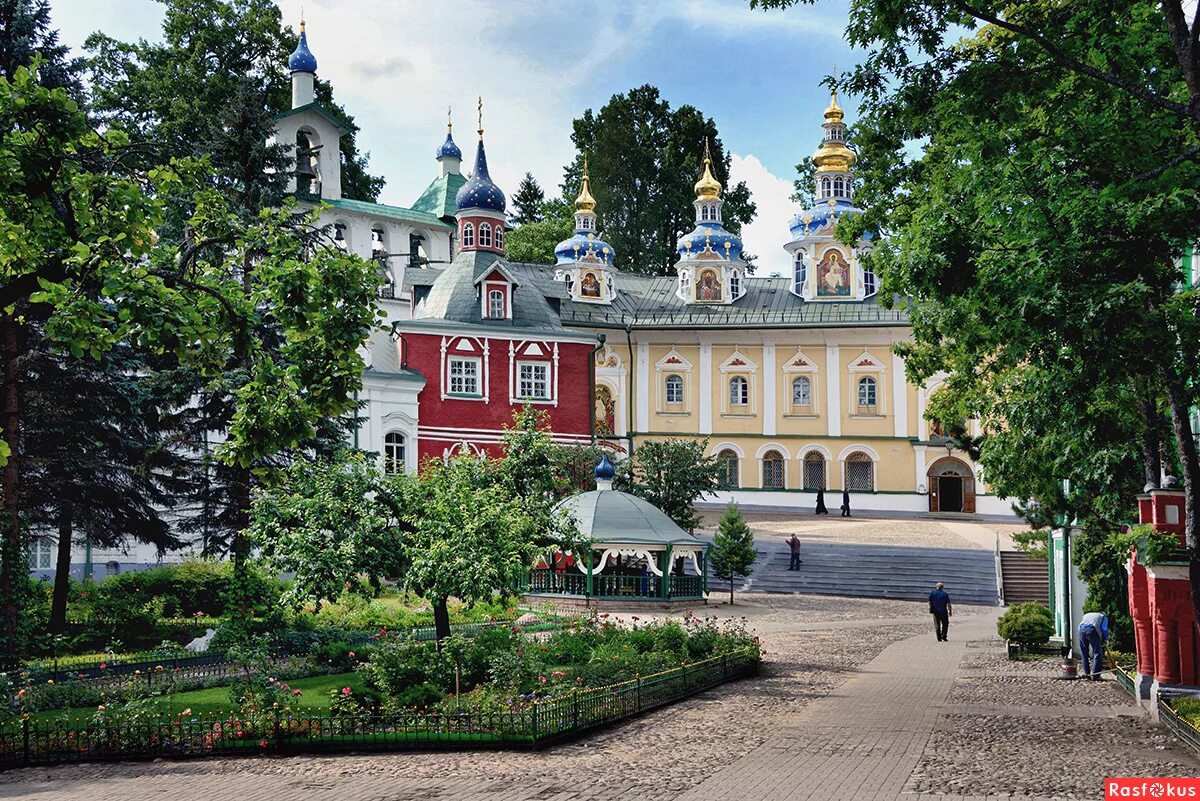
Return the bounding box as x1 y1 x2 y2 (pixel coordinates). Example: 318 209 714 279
729 153 796 276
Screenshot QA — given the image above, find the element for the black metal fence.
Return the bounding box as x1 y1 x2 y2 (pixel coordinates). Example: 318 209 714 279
1160 697 1200 754
0 646 760 767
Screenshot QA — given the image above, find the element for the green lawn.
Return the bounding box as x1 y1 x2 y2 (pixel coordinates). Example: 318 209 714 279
28 671 369 728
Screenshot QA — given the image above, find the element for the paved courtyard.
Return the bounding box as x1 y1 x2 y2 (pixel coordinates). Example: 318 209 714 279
2 518 1194 801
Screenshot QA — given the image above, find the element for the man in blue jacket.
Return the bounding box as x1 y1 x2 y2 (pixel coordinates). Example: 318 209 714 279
929 582 952 641
1078 611 1109 681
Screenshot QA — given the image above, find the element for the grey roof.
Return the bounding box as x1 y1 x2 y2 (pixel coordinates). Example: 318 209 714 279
401 256 910 334
409 250 565 333
327 198 453 230
559 489 704 548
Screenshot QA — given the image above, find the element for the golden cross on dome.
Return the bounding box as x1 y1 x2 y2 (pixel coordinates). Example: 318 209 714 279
477 96 484 138
447 106 452 134
300 7 305 31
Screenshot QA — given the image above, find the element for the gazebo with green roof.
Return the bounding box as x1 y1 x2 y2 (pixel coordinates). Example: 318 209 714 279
526 456 709 606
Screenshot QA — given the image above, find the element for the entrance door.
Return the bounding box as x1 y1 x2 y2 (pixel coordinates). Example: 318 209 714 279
939 476 964 513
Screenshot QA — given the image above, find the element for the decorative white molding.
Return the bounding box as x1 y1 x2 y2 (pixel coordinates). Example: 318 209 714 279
781 348 820 373
892 352 908 438
762 343 776 436
636 343 650 432
796 443 833 461
838 443 881 463
755 442 790 460
718 347 758 373
711 441 746 458
847 350 885 371
655 347 694 373
825 344 841 436
699 342 713 434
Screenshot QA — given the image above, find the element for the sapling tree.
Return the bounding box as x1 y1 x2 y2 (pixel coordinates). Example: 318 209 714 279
710 501 756 606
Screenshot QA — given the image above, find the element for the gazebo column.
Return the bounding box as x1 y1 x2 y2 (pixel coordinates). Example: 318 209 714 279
586 549 594 598
701 548 709 596
661 544 673 599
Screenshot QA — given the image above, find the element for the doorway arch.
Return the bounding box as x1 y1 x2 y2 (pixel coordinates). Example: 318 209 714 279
927 457 975 513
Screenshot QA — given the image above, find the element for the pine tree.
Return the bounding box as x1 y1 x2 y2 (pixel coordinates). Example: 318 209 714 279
710 502 756 606
510 172 546 225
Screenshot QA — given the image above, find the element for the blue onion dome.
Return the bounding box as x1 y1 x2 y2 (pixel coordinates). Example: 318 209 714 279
595 454 616 481
554 232 615 266
677 224 743 260
455 137 506 213
436 131 462 160
788 198 873 242
288 22 318 73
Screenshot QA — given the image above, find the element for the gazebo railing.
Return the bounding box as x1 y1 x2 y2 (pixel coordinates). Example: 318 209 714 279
526 570 705 600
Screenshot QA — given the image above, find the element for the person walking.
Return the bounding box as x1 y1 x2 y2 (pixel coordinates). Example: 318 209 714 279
787 534 803 570
929 582 952 641
815 488 829 515
840 489 851 517
1078 611 1109 681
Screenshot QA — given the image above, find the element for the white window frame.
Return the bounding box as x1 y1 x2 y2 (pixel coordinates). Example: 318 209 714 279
665 374 684 405
487 288 505 319
654 349 693 414
516 360 551 401
479 223 493 248
792 375 812 407
447 356 482 397
383 431 406 475
495 226 504 249
462 221 474 248
29 538 53 570
844 452 875 492
729 375 749 407
857 376 877 409
761 450 786 489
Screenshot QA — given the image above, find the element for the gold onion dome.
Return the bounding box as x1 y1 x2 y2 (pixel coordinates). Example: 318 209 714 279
575 158 597 214
813 90 856 174
694 139 722 200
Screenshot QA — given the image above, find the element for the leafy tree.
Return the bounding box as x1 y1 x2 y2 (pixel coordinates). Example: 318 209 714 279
752 0 1200 620
505 210 573 264
564 85 756 275
510 172 545 225
0 0 80 91
789 153 818 207
249 451 395 606
710 502 756 606
615 438 721 532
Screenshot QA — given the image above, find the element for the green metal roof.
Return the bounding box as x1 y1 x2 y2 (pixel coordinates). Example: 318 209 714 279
326 198 453 230
558 489 703 548
412 173 468 221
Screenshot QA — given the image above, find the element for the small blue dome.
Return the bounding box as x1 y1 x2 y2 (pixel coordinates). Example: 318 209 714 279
554 232 615 266
595 454 616 481
677 222 743 260
787 199 873 242
456 138 506 213
436 132 462 161
288 29 318 74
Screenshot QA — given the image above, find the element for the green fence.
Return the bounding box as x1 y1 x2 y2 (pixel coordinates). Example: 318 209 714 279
0 646 760 768
526 570 705 600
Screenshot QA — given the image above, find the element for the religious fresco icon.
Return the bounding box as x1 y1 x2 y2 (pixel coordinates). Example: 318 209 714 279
816 249 851 297
581 272 601 297
695 269 723 301
594 385 615 436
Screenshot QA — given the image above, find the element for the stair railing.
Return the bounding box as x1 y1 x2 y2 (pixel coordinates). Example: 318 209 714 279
995 533 1005 605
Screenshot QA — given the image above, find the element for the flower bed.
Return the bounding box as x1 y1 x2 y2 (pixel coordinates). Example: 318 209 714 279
0 646 760 766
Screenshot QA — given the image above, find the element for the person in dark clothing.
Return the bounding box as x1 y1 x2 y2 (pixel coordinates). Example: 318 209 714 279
840 490 851 517
815 488 829 515
929 582 952 641
787 534 803 570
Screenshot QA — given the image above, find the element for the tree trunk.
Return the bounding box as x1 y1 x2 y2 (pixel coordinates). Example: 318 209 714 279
49 502 73 634
729 577 734 606
0 313 22 664
1141 394 1162 489
433 597 451 646
228 464 252 631
1160 366 1200 625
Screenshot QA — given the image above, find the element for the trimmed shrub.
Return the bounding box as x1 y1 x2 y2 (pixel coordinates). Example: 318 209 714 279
997 602 1054 647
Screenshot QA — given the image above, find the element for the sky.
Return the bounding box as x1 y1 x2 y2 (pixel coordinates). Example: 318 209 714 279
51 0 862 275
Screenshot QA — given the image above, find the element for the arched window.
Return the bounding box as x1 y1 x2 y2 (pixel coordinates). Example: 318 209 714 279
792 376 811 407
803 452 826 490
487 289 505 319
794 253 808 293
863 268 877 298
665 374 684 405
762 450 785 489
462 222 474 248
857 376 877 409
845 451 874 491
479 223 493 248
729 376 749 407
384 432 406 475
495 226 505 250
717 449 740 489
821 177 831 198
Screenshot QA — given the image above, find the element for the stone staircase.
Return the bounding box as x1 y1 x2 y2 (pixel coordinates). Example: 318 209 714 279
998 550 1049 606
705 539 999 606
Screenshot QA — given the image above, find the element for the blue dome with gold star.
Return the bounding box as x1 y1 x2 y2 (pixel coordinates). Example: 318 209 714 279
288 26 317 73
456 139 506 213
787 199 874 243
436 132 462 161
677 222 743 260
555 232 615 266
